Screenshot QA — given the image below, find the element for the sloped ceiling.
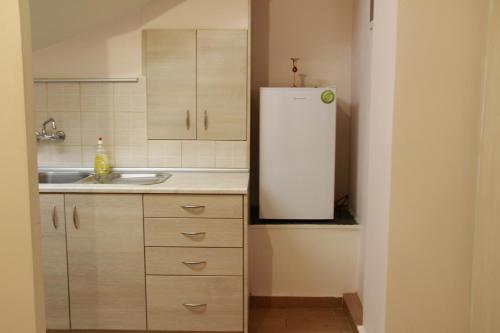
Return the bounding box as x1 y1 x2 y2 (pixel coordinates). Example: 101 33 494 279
30 0 152 50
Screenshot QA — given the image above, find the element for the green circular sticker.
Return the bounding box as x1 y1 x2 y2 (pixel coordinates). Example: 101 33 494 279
321 90 336 104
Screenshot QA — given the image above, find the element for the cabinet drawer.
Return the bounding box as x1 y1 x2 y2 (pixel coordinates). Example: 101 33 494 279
143 194 242 218
146 247 242 276
147 275 243 331
144 218 243 247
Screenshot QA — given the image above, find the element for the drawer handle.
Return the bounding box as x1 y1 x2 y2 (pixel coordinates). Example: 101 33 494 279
181 232 206 237
182 261 207 266
183 303 207 309
52 206 58 230
72 206 80 230
181 205 206 209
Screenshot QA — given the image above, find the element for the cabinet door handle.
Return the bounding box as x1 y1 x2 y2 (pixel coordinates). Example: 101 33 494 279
204 110 208 130
181 232 206 237
52 206 58 230
181 204 206 209
182 261 207 266
72 206 80 230
186 110 190 130
183 303 207 309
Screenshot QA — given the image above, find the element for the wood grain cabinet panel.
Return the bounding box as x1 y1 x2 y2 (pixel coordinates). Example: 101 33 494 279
145 30 197 139
146 247 243 276
147 275 243 331
144 217 243 247
143 194 243 218
40 194 70 330
197 30 248 140
64 194 146 330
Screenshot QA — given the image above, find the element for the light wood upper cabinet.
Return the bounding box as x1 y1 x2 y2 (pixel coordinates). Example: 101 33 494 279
145 30 197 139
64 194 146 330
145 29 248 140
197 30 248 140
39 194 70 330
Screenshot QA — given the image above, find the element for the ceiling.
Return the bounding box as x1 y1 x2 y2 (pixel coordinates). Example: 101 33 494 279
30 0 152 50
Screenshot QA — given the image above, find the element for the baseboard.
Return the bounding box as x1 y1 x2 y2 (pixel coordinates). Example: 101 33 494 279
343 293 363 333
250 295 344 308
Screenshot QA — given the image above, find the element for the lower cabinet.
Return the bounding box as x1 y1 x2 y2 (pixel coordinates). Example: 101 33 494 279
65 194 146 330
39 192 246 332
40 194 70 330
147 276 243 331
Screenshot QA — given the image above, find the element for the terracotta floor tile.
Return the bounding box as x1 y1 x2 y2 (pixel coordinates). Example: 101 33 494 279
250 301 353 333
250 307 288 332
285 307 339 331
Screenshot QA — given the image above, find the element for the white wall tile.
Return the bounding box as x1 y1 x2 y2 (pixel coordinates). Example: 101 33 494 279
82 146 114 168
47 111 81 146
181 141 216 168
37 143 82 167
148 140 182 167
81 112 114 146
34 83 47 112
39 81 247 169
36 111 49 130
114 144 148 167
115 112 147 146
215 141 248 168
47 83 80 112
114 79 146 113
81 83 114 112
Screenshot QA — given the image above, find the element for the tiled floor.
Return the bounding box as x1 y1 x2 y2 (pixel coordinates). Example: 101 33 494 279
250 302 354 333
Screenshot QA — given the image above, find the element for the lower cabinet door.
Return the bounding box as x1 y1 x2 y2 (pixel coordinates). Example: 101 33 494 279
147 275 243 331
65 194 146 330
40 194 70 330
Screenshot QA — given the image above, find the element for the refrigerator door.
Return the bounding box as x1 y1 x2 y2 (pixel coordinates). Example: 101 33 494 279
259 88 336 220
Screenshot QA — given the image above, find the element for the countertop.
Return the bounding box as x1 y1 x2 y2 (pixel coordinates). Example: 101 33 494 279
39 171 249 194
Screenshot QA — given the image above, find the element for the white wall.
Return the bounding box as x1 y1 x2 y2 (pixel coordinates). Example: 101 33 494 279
470 3 500 332
32 0 249 77
350 0 372 301
385 0 486 332
249 225 360 297
0 0 45 332
351 0 398 331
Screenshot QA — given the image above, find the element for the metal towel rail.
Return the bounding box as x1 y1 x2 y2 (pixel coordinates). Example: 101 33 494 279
33 77 139 83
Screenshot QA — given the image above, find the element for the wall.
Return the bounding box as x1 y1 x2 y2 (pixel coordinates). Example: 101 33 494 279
358 0 398 331
248 0 358 298
249 225 360 297
350 0 372 301
384 0 488 333
32 0 250 169
32 0 249 76
34 80 248 168
251 0 353 206
470 1 500 332
0 0 45 332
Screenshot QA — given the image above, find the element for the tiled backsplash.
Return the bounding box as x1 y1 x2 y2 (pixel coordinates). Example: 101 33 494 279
35 80 248 168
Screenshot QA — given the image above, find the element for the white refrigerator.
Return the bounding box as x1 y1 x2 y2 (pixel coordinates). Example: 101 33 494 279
259 87 336 220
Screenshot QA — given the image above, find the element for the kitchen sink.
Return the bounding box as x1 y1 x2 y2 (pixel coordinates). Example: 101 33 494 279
81 172 171 185
38 171 171 185
38 171 91 184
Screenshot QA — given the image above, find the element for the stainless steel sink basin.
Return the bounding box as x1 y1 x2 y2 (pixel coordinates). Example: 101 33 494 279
38 171 91 184
80 172 171 185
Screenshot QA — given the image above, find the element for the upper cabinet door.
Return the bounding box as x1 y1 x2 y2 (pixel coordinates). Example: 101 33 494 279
40 194 70 330
197 30 248 140
65 194 146 330
146 30 197 139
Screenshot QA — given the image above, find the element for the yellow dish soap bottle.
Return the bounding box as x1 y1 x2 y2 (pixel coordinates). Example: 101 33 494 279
94 137 110 182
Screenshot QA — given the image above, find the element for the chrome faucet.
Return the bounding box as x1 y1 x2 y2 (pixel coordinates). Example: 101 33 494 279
36 118 66 142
